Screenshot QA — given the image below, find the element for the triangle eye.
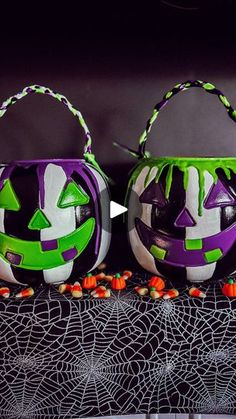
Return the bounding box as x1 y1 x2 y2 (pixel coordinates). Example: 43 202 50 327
0 179 21 211
139 180 168 207
204 179 236 209
57 180 90 208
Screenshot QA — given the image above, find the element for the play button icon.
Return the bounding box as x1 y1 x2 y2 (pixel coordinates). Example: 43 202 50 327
110 201 128 219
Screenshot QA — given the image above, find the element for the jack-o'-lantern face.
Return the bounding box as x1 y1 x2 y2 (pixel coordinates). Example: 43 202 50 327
128 157 236 283
0 160 110 285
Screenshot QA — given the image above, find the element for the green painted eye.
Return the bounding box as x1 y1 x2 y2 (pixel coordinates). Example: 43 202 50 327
57 180 90 208
0 179 21 211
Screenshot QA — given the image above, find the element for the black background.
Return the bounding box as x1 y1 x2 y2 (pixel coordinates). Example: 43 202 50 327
0 0 235 270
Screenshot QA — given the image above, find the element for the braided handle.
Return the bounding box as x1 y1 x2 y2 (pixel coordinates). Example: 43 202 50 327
138 80 236 157
0 84 92 155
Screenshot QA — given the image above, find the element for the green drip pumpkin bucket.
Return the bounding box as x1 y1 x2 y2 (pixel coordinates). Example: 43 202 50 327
126 80 236 283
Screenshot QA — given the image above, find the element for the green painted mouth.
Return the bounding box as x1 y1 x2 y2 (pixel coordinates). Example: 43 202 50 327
0 217 95 270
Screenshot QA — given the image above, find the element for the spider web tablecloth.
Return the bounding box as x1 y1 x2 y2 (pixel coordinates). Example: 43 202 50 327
0 273 236 418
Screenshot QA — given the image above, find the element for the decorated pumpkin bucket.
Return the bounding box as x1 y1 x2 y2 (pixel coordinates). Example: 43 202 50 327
0 85 111 285
126 80 236 283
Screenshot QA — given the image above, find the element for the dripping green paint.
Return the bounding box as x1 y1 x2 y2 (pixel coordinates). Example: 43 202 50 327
129 157 236 216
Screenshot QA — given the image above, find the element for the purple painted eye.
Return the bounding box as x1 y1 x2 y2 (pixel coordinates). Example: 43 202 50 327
204 179 236 209
139 180 168 207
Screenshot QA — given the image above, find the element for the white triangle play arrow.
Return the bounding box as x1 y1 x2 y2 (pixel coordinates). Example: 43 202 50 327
110 200 128 219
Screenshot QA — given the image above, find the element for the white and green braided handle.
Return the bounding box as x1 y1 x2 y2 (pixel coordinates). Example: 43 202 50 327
137 80 236 157
0 84 105 172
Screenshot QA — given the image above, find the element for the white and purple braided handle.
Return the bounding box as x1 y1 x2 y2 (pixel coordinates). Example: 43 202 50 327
0 85 104 171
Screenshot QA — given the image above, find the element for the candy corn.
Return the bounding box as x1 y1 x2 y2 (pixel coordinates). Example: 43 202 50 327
163 288 179 300
134 286 149 296
15 287 34 299
189 287 206 298
95 272 106 280
0 287 10 298
58 283 73 294
97 262 107 270
91 286 107 296
150 289 165 299
123 270 132 279
71 282 83 298
103 275 113 282
92 289 111 298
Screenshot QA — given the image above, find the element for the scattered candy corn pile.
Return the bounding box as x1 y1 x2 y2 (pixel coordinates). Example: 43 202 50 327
0 263 207 301
58 269 132 299
0 286 35 299
135 276 206 300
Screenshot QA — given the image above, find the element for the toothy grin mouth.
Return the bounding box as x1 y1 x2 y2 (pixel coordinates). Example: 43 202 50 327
0 217 95 270
136 218 236 267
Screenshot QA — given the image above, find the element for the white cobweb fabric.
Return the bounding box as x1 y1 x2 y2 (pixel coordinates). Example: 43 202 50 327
0 275 235 418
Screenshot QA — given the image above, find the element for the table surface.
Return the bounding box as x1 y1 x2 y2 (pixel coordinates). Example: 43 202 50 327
0 273 235 419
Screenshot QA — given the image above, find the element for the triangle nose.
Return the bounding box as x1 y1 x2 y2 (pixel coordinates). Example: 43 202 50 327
174 207 196 227
28 209 51 230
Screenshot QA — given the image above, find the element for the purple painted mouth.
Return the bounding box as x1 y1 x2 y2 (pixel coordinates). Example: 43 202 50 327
135 218 236 267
